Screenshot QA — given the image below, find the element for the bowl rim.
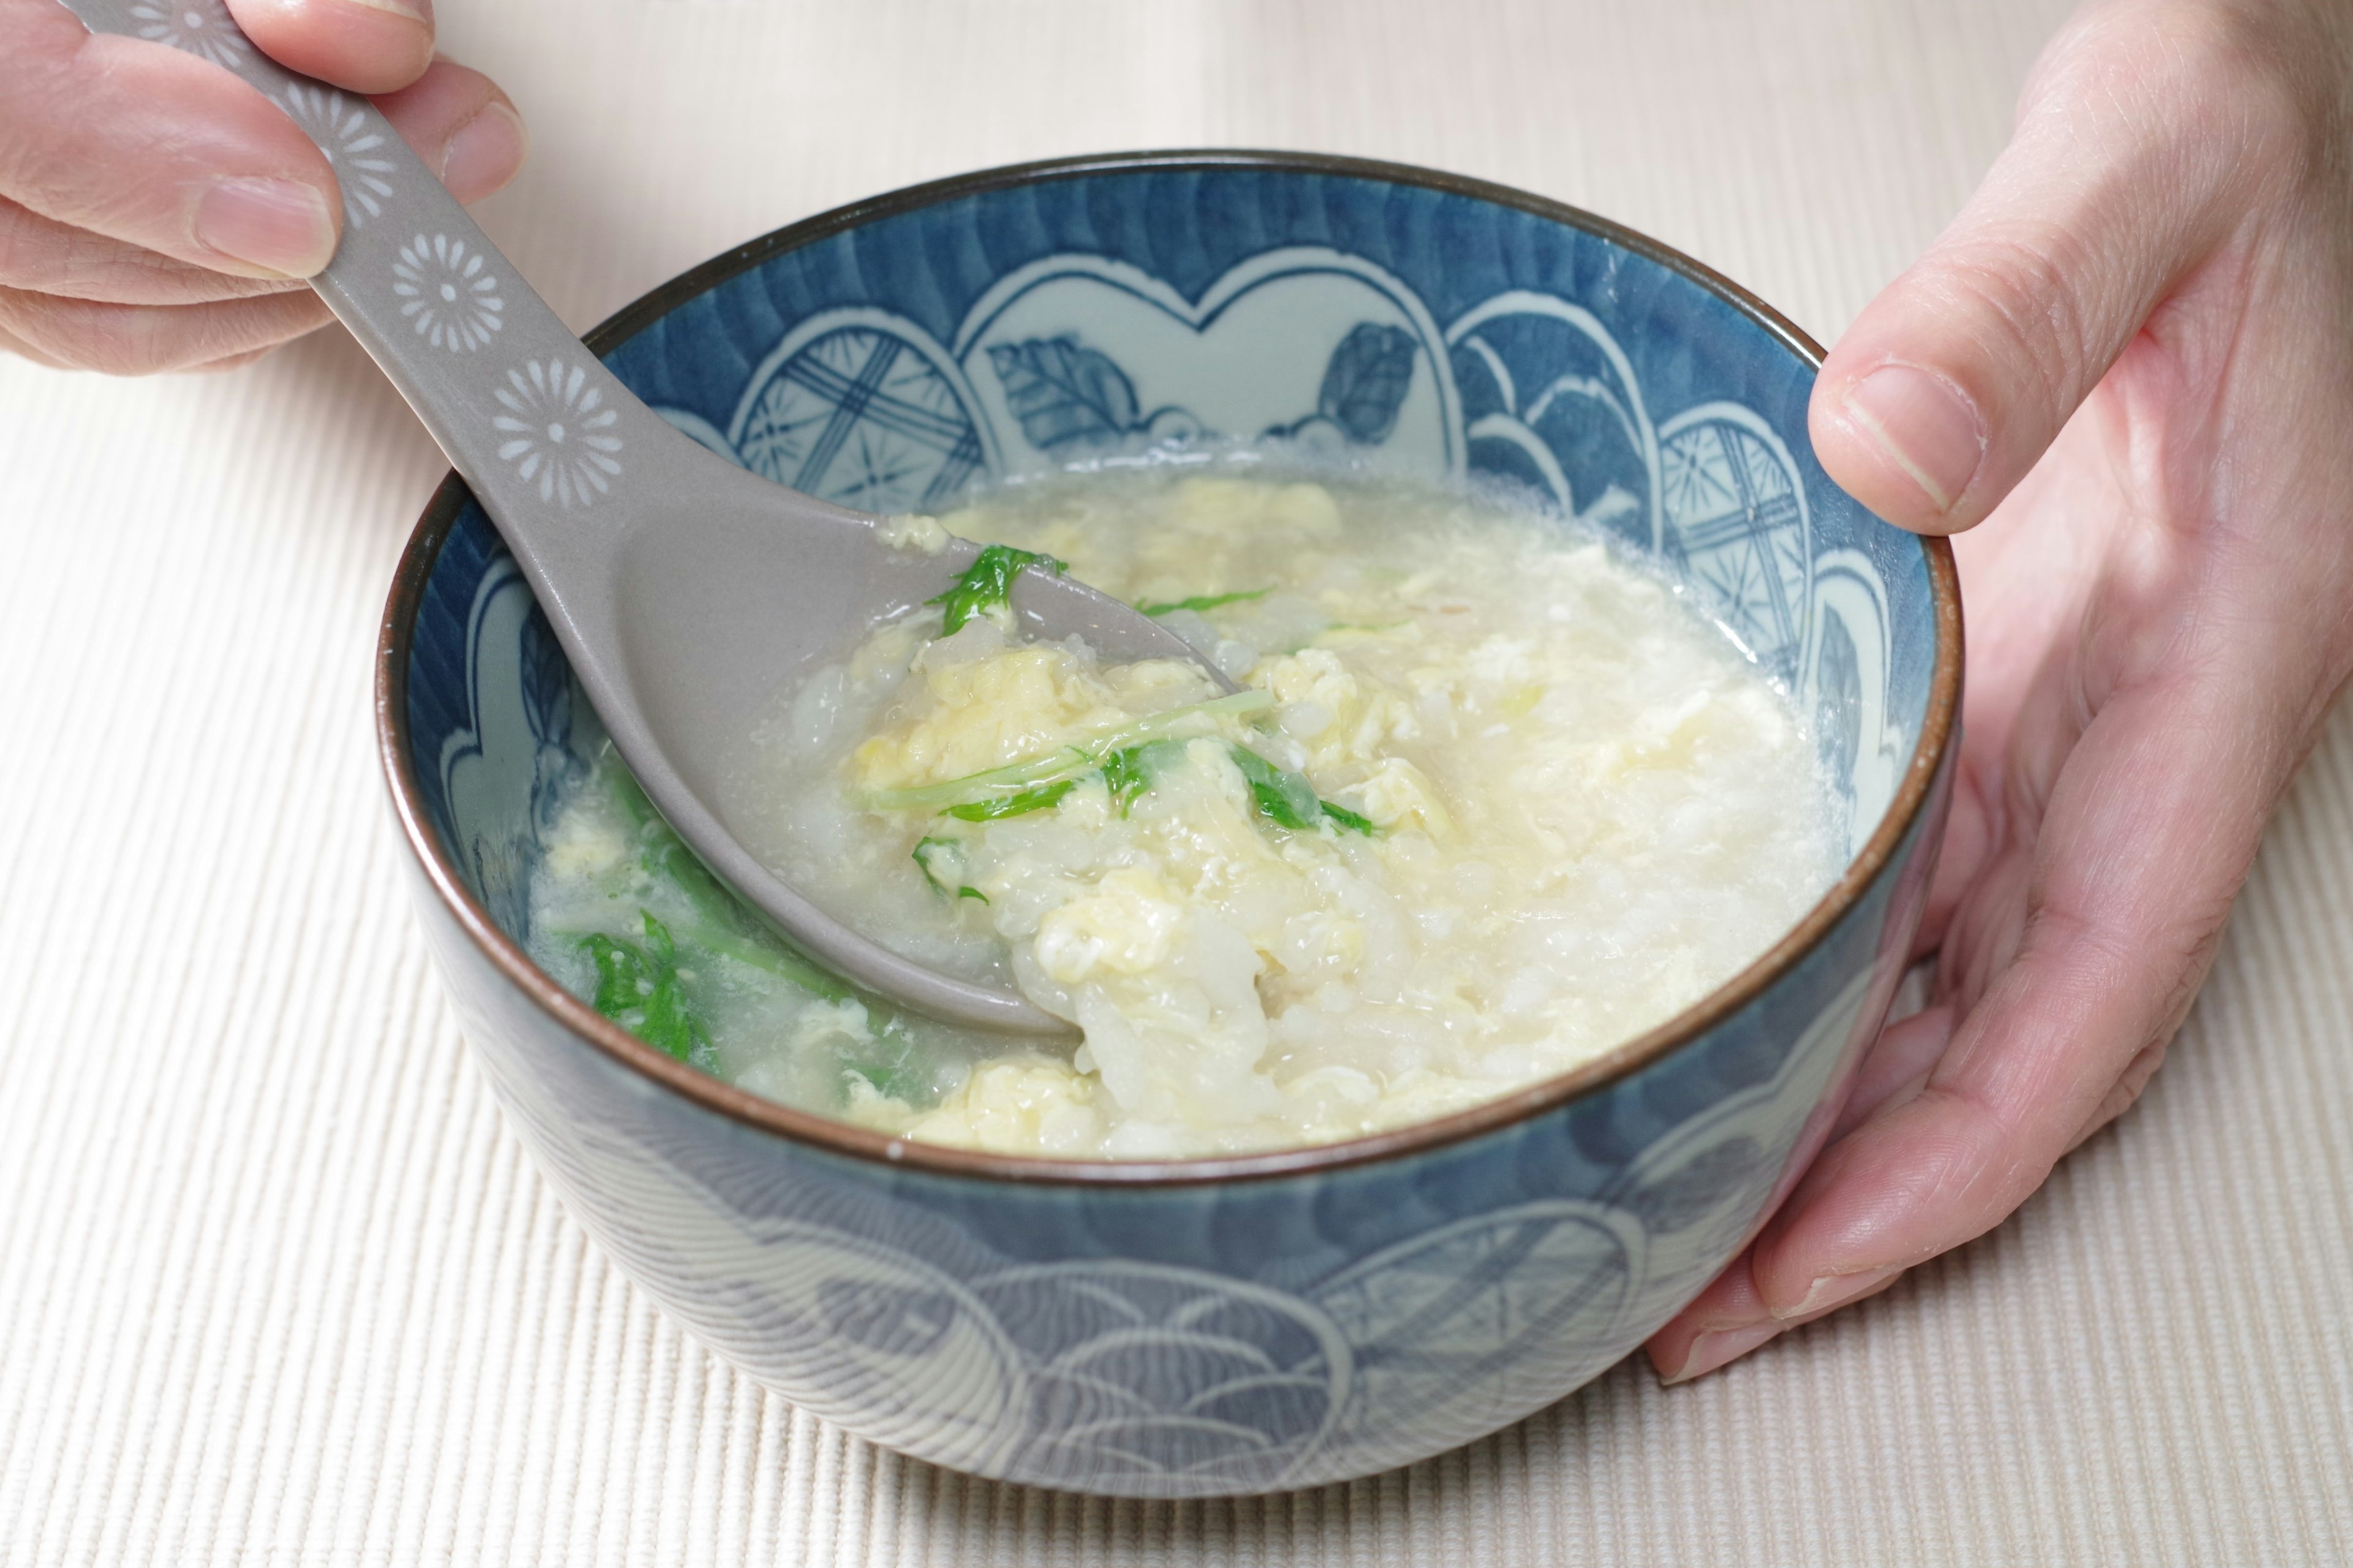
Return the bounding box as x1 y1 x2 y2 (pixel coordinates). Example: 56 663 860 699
376 147 1962 1189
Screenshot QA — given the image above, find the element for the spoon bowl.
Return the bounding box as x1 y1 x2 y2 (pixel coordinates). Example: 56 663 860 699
593 461 1227 1031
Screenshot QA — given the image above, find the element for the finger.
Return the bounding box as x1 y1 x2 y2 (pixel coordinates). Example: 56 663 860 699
0 195 306 303
0 284 332 374
1913 756 1991 958
1910 457 2110 953
188 344 282 373
0 55 522 302
224 0 434 96
1825 1002 1955 1143
0 319 68 368
0 2 339 278
373 58 529 203
1743 663 2280 1322
1806 4 2284 532
1645 1006 1955 1384
2068 1039 2167 1153
1648 1249 1909 1384
1647 1255 1783 1384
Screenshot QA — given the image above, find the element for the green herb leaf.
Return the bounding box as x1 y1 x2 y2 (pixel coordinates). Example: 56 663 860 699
927 543 1067 635
912 836 963 897
631 913 702 1062
1098 737 1189 815
581 932 644 1019
1135 588 1272 616
1226 746 1377 836
578 911 713 1067
943 777 1079 821
1227 744 1326 831
914 836 992 902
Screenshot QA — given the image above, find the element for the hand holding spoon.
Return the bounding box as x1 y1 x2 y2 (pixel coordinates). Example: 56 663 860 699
63 0 1227 1032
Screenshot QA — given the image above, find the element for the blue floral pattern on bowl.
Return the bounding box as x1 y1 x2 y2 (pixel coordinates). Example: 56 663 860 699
384 153 1958 1497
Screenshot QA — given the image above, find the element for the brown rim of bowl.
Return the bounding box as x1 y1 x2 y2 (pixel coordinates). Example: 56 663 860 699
376 147 1963 1189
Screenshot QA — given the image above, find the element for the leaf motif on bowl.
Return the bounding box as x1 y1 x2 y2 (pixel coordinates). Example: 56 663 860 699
988 336 1153 452
1315 321 1419 444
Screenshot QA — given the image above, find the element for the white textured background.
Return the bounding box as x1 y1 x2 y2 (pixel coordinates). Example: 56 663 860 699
4 1 2350 1562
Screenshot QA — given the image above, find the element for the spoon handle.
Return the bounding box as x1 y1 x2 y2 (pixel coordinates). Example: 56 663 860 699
62 0 675 523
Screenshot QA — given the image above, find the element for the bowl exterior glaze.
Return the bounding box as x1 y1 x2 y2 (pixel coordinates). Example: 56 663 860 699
385 154 1956 1496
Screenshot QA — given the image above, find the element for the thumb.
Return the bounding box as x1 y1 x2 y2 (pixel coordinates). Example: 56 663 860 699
1810 6 2267 534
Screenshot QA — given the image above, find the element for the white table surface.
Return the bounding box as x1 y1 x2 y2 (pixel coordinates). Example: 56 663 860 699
4 2 2349 1562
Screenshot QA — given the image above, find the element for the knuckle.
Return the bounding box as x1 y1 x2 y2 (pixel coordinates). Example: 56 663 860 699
0 207 146 302
2071 1042 2170 1150
0 289 205 377
75 311 175 377
1922 235 2100 421
2119 1040 2170 1100
0 225 39 294
73 334 162 377
2183 15 2335 183
2034 1 2336 187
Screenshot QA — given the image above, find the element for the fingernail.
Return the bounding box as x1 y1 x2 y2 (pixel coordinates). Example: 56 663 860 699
1773 1263 1903 1321
1658 1321 1784 1385
441 102 528 199
1840 365 1983 514
342 0 431 20
195 178 338 277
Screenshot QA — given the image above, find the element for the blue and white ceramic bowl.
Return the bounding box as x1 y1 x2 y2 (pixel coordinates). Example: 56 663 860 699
379 151 1960 1497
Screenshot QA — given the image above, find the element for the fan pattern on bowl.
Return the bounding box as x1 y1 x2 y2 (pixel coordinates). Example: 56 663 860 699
401 163 1947 1495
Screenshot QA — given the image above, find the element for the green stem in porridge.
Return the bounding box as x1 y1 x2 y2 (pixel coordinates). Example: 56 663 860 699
904 730 1374 837
942 778 1080 822
859 689 1275 814
925 543 1068 635
1134 587 1272 616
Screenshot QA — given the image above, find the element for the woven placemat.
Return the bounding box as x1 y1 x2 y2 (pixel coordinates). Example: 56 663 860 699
4 1 2346 1561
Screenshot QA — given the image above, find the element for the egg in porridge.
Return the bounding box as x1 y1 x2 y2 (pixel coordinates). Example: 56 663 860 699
528 464 1839 1160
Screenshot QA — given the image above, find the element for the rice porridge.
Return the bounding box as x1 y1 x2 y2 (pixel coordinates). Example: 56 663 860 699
528 465 1840 1160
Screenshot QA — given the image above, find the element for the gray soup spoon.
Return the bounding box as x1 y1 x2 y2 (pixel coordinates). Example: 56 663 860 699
66 0 1229 1033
